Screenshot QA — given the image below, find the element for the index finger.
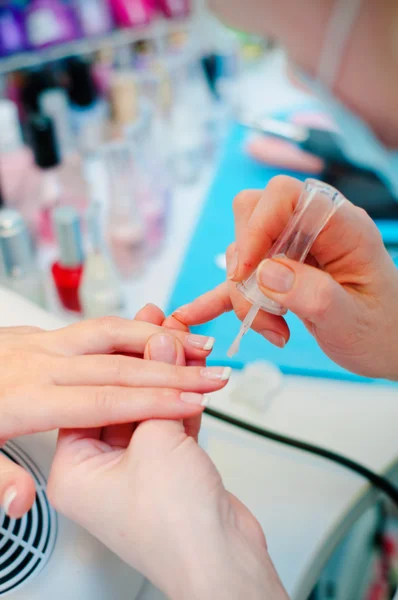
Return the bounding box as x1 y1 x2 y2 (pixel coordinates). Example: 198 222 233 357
42 317 215 359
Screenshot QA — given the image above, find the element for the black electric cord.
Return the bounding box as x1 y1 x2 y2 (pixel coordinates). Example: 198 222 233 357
205 407 398 506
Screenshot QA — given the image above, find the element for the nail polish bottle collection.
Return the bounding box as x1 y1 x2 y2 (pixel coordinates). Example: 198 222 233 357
0 0 192 58
0 7 242 319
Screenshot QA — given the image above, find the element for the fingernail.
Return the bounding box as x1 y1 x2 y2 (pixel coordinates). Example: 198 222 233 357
180 392 209 407
172 307 188 320
261 330 286 348
148 334 177 364
3 486 17 516
227 250 239 280
201 367 232 381
258 259 295 293
186 335 215 351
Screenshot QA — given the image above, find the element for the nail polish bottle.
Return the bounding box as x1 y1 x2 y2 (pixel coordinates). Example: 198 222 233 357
29 114 63 243
127 104 171 255
0 4 27 57
108 71 139 140
109 0 151 28
0 209 45 308
73 0 114 37
0 100 34 208
80 202 125 318
24 0 80 49
67 57 108 141
92 47 115 98
39 88 89 215
105 141 146 278
156 0 191 19
51 206 84 312
39 88 75 159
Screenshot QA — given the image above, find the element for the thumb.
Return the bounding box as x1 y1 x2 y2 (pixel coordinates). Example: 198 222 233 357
0 452 36 519
256 257 356 329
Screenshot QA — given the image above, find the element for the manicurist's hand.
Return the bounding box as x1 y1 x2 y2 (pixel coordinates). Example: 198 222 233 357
47 306 288 600
174 176 398 381
0 316 229 518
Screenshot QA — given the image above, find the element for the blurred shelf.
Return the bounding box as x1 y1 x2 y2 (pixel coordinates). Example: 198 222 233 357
0 17 192 74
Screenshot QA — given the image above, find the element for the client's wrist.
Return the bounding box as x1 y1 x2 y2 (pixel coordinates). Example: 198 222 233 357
164 522 288 600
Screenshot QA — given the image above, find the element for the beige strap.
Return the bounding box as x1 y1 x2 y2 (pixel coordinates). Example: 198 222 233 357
317 0 363 89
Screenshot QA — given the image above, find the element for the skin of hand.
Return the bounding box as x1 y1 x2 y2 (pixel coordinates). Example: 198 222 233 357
174 176 398 381
210 0 398 148
0 316 230 519
47 304 288 600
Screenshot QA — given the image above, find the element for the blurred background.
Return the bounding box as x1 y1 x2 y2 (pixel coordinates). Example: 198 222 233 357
0 1 398 600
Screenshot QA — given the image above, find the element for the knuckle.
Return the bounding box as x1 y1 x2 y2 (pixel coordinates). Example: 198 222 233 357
95 316 125 340
266 174 291 196
225 243 236 260
233 190 252 214
309 276 334 320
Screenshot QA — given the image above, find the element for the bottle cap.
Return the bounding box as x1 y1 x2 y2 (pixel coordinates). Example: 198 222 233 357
67 58 97 108
29 114 60 169
0 100 23 154
0 209 34 278
53 206 84 267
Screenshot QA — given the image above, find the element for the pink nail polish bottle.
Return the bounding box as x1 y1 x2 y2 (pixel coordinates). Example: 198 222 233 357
109 0 151 28
0 100 33 208
156 0 191 18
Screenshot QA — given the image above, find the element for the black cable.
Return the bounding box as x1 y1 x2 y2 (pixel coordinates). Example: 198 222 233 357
205 407 398 506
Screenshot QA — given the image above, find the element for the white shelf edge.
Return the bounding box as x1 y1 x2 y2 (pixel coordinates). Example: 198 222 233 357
0 17 192 74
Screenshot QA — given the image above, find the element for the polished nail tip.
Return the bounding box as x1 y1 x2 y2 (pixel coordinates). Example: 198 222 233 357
201 395 211 407
3 487 17 516
221 367 232 381
203 337 215 351
180 392 205 405
261 330 286 348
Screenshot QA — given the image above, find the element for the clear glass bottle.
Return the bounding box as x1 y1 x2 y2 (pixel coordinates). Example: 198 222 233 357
29 114 63 244
0 209 45 308
127 102 171 255
79 202 125 318
104 141 146 278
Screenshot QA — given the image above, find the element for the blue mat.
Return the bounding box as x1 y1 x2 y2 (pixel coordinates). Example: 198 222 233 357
167 123 398 384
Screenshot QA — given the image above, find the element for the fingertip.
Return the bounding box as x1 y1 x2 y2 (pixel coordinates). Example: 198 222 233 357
135 303 165 325
3 476 36 519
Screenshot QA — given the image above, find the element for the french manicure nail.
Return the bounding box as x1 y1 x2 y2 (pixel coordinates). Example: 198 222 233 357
227 250 239 280
261 330 286 348
148 334 177 364
258 259 295 293
180 392 208 406
3 486 17 516
186 335 215 351
201 367 232 381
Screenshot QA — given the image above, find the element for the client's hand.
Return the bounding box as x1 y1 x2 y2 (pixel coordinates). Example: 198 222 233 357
0 317 227 518
48 306 288 600
174 176 398 381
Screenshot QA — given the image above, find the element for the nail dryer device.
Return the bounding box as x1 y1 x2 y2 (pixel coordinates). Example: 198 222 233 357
0 289 148 599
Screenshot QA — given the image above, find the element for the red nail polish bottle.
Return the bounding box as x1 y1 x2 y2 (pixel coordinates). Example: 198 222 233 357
51 206 84 312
